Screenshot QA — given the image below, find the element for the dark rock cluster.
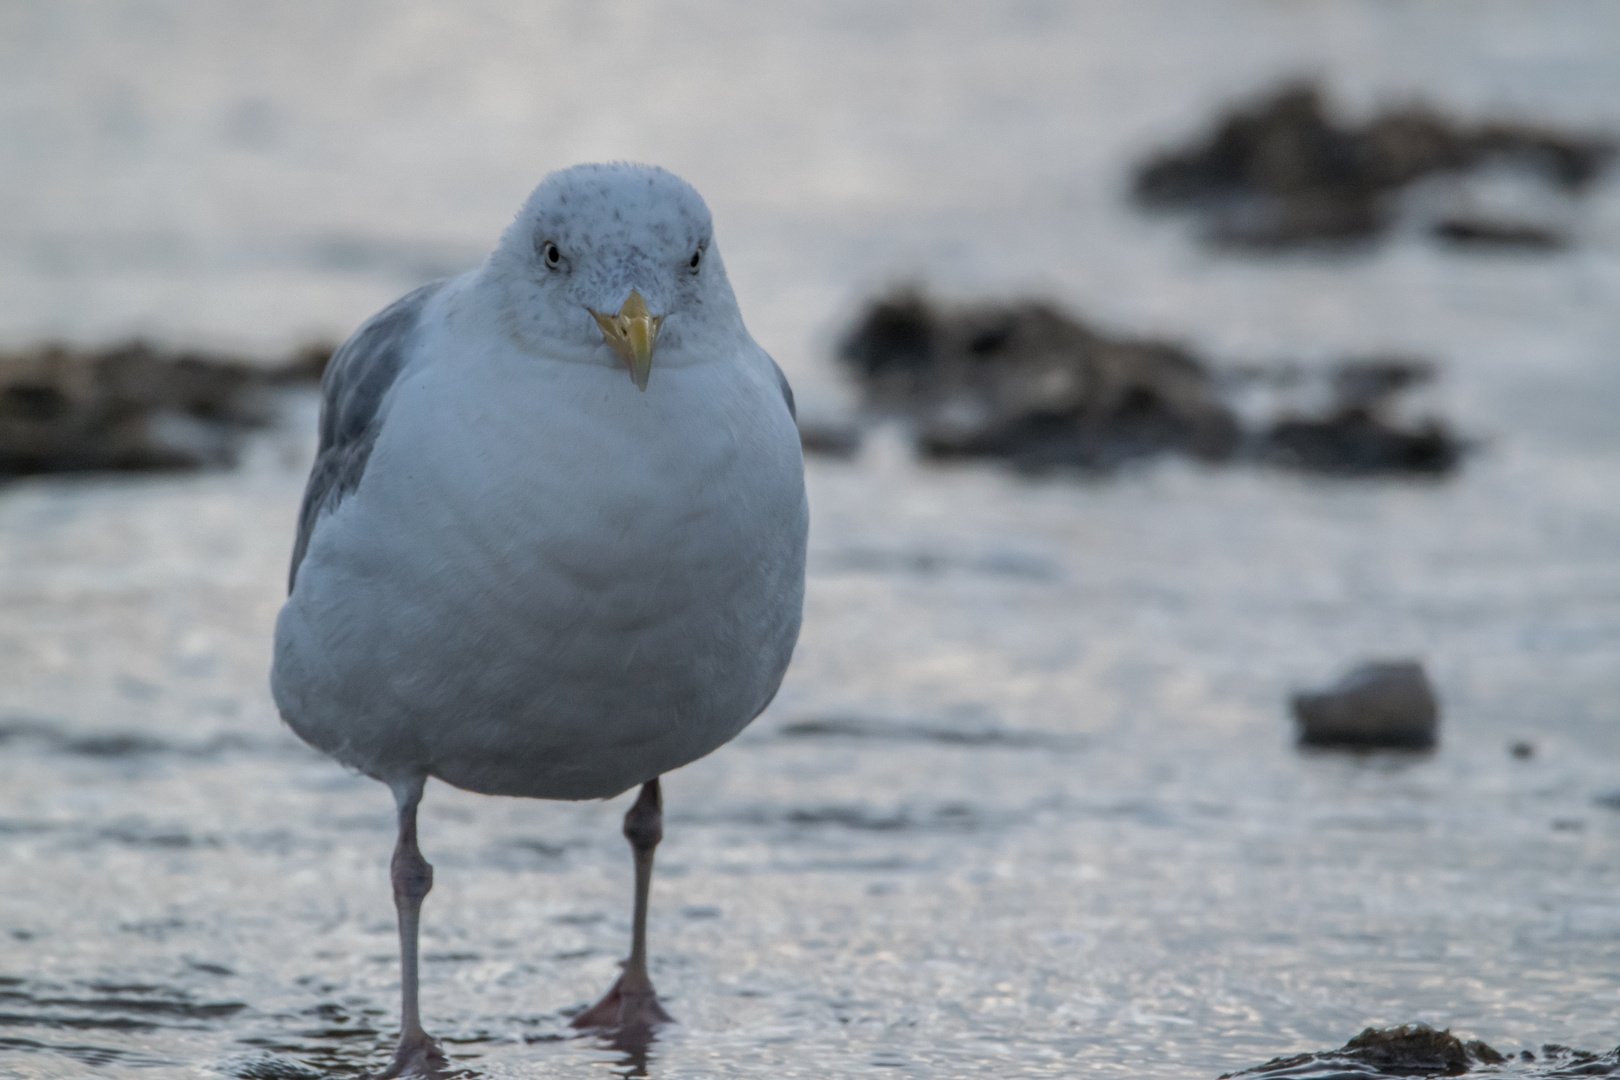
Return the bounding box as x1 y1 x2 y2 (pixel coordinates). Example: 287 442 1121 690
0 341 330 476
838 290 1240 471
831 290 1464 476
1221 1024 1620 1078
1133 81 1613 249
1221 1025 1503 1077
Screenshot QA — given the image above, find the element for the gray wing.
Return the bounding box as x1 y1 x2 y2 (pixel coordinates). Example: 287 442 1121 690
771 357 796 420
288 281 444 592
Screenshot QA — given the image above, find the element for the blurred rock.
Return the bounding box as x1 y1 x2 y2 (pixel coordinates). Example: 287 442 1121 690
1133 81 1612 249
796 414 864 459
838 293 1466 476
0 340 331 476
1269 414 1452 480
1262 412 1459 474
838 290 1241 472
1224 356 1463 475
1256 357 1463 476
1431 216 1565 250
1292 660 1439 750
1221 1024 1504 1078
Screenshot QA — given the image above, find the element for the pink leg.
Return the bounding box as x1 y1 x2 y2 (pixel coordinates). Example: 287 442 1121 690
572 779 675 1034
374 776 449 1079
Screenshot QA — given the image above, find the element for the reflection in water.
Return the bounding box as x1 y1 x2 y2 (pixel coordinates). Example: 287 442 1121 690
586 1022 664 1080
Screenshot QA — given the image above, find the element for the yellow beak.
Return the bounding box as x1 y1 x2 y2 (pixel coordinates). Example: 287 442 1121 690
591 289 663 392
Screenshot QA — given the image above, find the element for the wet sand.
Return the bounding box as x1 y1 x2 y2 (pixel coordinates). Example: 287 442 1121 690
2 2 1620 1077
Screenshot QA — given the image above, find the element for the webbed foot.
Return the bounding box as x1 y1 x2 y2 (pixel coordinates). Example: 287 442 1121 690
371 1029 451 1079
571 974 674 1035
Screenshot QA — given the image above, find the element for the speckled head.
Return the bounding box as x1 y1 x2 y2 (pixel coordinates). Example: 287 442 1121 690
483 163 747 385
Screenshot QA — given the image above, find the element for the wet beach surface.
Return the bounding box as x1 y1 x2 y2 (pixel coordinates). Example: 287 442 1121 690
3 401 1618 1079
3 2 1620 1077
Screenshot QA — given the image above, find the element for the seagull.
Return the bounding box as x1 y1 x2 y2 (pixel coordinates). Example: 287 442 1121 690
271 163 808 1078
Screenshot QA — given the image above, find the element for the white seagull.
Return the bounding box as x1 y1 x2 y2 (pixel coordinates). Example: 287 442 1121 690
271 163 808 1077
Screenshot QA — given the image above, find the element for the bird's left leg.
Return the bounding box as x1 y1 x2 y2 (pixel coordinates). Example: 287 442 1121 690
572 778 675 1034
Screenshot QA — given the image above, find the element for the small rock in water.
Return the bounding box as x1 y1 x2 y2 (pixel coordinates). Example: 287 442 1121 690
1221 1024 1504 1078
1292 660 1439 750
1133 81 1612 250
0 340 330 476
838 290 1241 472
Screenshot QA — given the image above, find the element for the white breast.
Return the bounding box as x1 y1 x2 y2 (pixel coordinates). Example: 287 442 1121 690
272 316 807 800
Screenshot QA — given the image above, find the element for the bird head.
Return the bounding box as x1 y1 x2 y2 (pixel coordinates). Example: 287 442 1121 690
485 163 745 391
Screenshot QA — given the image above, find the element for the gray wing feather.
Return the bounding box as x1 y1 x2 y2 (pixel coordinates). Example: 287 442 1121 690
771 357 796 420
288 281 444 592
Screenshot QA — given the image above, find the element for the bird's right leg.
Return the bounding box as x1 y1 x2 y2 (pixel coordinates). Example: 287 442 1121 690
376 775 448 1080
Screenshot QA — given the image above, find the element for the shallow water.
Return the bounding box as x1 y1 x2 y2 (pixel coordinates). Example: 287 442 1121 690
3 3 1620 1078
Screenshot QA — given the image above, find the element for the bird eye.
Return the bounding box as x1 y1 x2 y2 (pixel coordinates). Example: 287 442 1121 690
689 248 702 272
542 241 562 269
